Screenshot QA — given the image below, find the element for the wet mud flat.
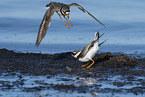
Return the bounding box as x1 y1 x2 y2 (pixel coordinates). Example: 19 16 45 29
0 48 145 97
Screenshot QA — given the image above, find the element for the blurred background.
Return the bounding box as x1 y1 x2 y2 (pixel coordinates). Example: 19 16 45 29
0 0 145 54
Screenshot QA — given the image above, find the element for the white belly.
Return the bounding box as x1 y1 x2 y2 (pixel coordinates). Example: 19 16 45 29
79 46 99 62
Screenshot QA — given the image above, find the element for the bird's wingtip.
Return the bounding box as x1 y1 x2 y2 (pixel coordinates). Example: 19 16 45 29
35 44 39 47
99 39 108 46
35 42 40 47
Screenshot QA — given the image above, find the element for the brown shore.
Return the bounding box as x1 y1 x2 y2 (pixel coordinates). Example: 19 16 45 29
0 48 144 75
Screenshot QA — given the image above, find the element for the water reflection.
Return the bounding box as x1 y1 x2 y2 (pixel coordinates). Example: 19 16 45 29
75 77 97 86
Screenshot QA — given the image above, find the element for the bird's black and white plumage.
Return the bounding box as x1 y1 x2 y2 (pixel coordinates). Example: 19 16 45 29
72 32 107 68
36 2 105 46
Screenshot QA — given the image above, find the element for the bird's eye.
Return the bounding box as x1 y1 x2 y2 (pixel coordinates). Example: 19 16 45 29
90 44 94 47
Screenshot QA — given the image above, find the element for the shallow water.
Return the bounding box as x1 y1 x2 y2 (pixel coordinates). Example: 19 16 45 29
0 0 145 97
0 0 145 46
0 0 145 54
0 71 145 97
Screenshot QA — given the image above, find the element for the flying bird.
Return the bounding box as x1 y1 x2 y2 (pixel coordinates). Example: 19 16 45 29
72 32 107 68
36 1 105 46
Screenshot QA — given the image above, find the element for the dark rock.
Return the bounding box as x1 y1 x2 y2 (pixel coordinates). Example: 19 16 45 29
94 52 136 68
0 48 142 75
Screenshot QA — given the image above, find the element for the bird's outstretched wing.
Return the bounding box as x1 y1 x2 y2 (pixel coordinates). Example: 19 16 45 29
36 6 55 47
99 39 107 46
68 3 106 28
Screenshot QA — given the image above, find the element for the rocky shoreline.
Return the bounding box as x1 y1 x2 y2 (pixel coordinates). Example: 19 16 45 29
0 48 144 75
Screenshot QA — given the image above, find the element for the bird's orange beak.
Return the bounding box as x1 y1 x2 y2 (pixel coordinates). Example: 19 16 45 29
66 14 69 19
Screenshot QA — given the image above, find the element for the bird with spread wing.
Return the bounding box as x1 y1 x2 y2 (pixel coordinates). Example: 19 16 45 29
72 32 107 68
36 1 105 46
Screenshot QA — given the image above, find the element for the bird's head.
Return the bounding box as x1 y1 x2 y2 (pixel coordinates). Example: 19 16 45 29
71 51 80 58
60 5 70 19
89 40 99 51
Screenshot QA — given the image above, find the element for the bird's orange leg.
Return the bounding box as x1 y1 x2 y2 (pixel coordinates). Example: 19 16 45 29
81 62 89 67
87 60 94 68
59 17 70 28
63 16 73 26
67 20 72 26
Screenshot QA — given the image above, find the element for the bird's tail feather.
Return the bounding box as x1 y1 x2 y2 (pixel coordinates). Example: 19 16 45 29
94 31 99 41
94 31 104 42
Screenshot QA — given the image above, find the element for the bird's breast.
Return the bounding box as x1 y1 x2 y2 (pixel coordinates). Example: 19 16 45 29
79 47 99 62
